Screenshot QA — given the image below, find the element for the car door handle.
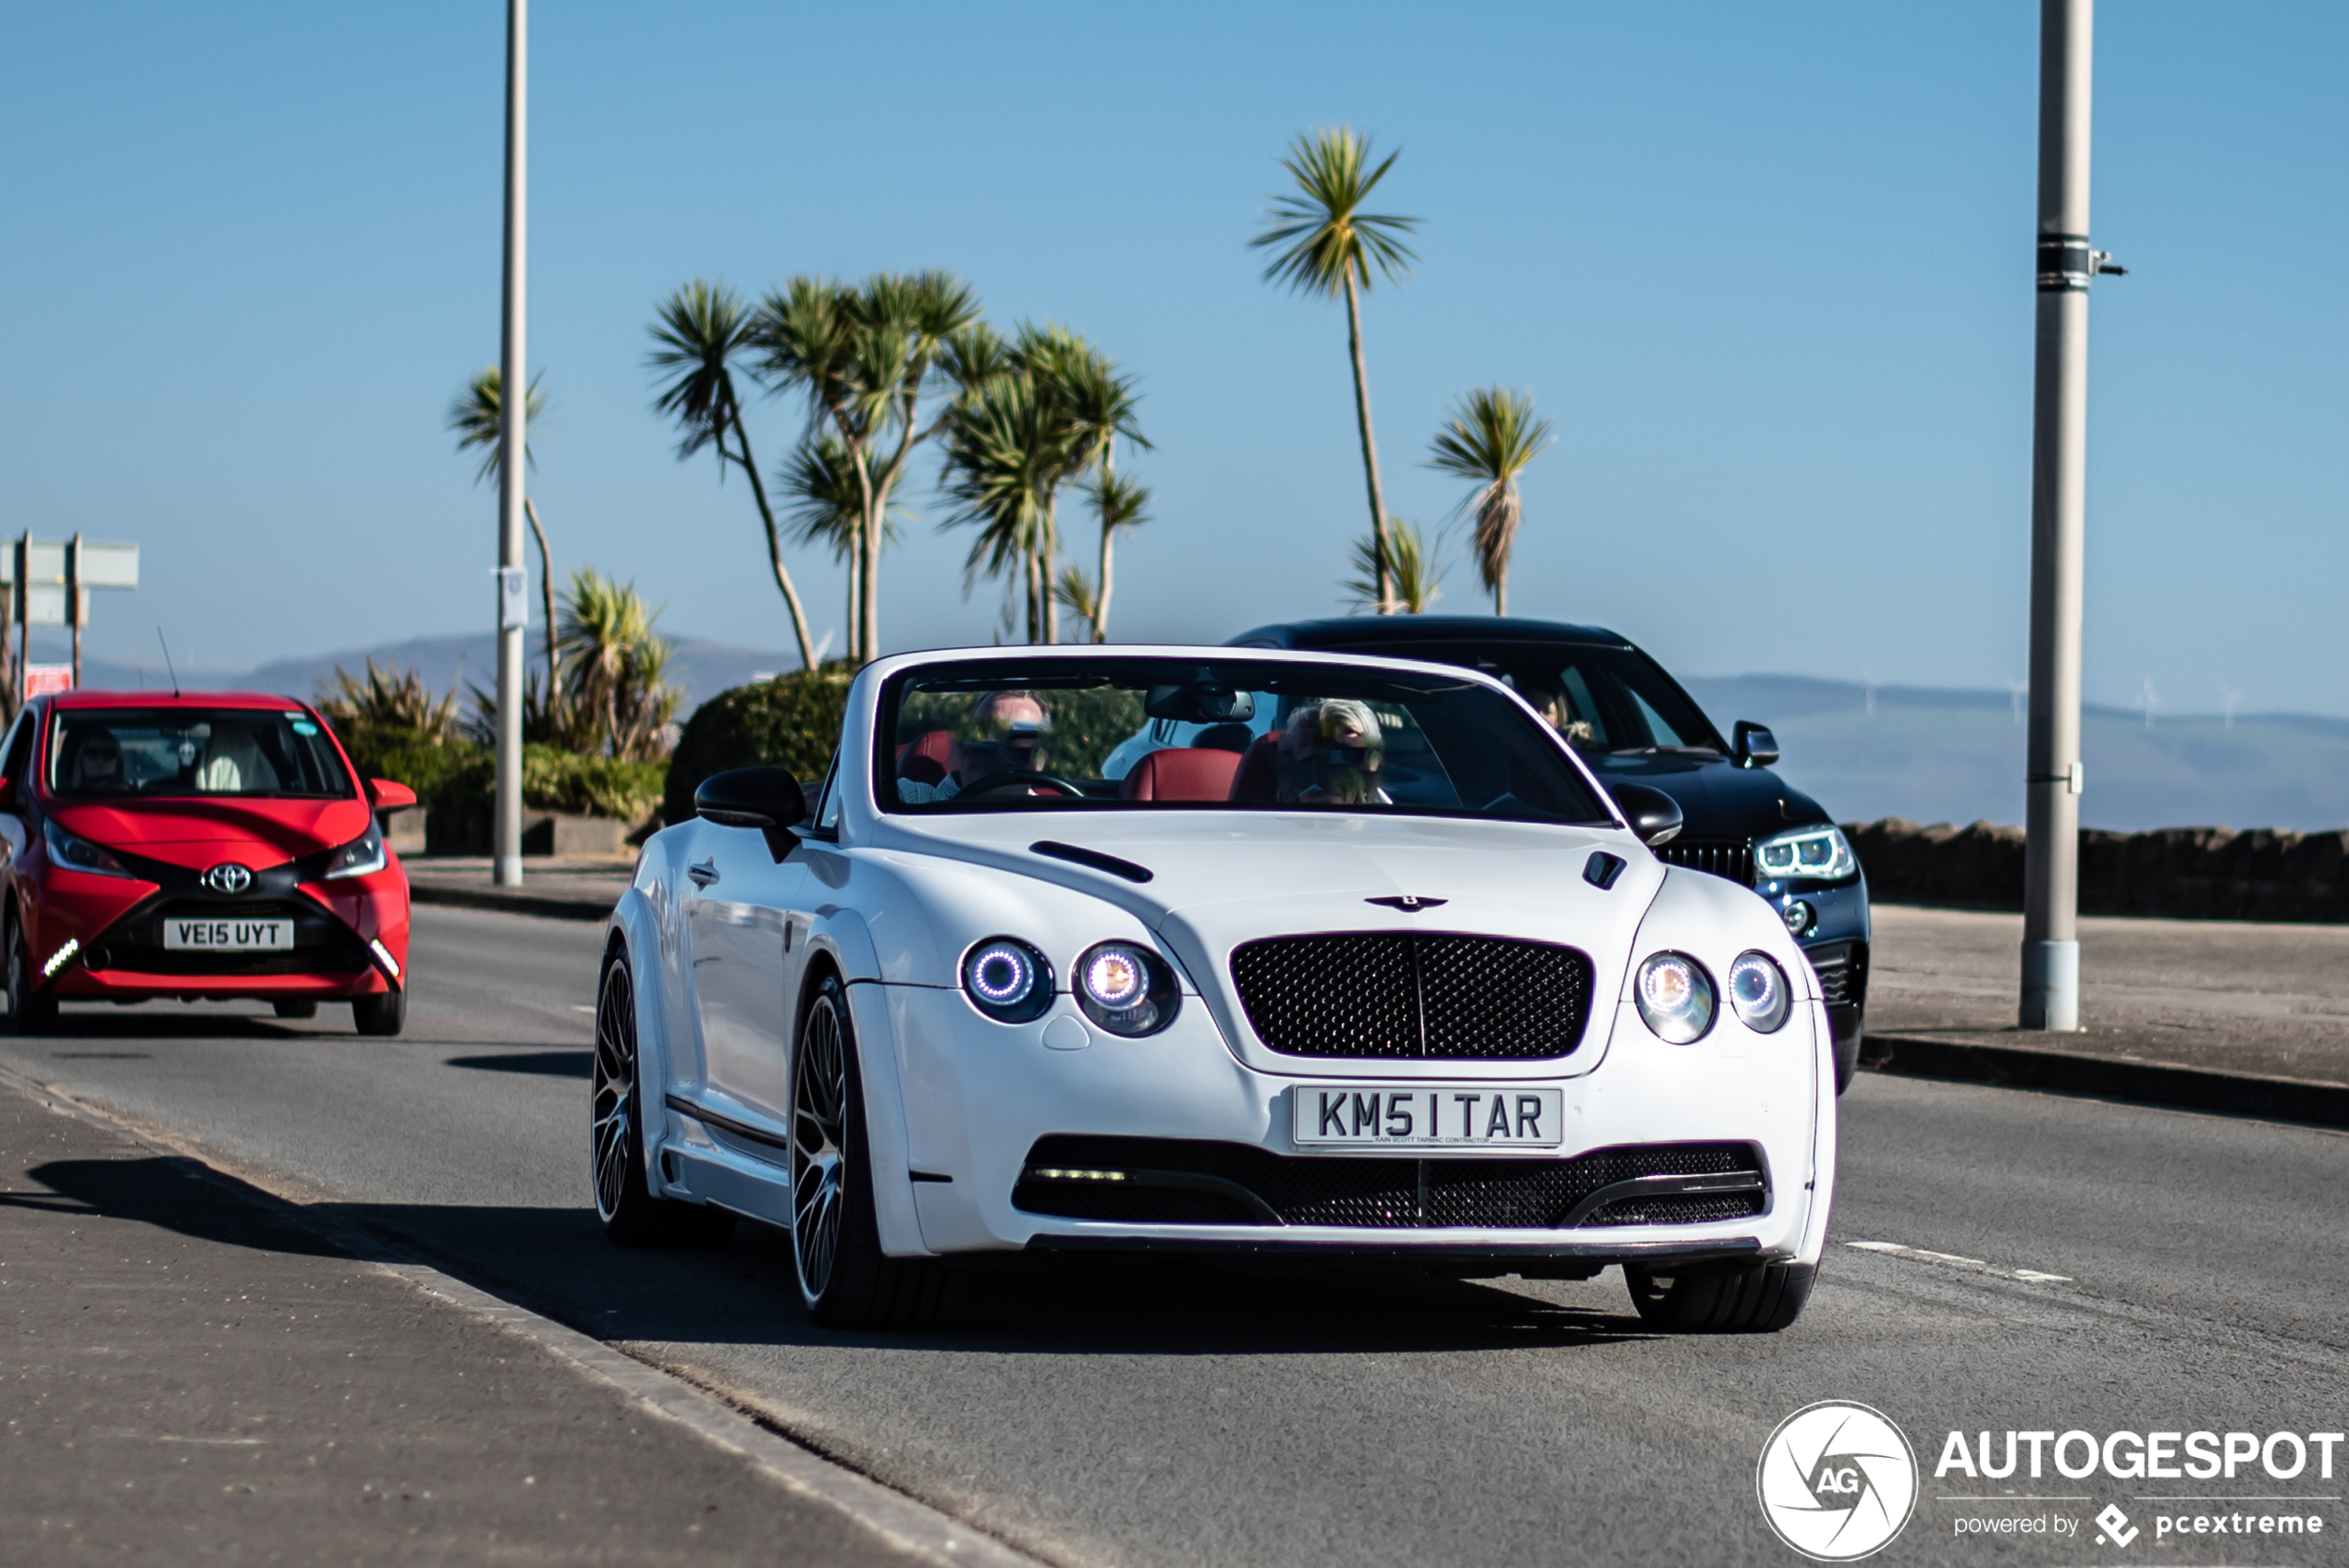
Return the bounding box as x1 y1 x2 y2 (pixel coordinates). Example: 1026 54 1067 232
687 859 719 888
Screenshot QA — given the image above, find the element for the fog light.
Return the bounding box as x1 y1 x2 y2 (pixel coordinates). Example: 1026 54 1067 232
1783 900 1814 937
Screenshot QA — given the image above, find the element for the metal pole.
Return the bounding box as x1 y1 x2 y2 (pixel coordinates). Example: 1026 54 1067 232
68 533 82 690
2021 0 2094 1030
493 0 527 888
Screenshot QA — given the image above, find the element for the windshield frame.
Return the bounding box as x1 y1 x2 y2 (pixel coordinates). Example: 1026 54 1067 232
870 653 1619 827
42 702 360 803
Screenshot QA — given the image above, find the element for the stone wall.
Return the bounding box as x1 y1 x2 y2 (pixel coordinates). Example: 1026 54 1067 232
1845 818 2349 923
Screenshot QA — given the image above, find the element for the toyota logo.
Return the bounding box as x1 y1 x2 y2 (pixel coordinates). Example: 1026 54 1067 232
203 863 253 896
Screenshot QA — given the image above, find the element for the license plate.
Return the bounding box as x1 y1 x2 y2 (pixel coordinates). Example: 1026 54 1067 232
1292 1084 1566 1150
163 918 291 952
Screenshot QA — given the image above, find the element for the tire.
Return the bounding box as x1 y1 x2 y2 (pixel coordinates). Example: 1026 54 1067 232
4 923 56 1035
1625 1260 1815 1333
591 948 733 1248
274 998 319 1020
351 987 406 1036
791 971 961 1329
1833 1028 1860 1096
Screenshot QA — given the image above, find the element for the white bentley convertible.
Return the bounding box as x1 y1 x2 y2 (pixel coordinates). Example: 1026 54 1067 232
594 647 1836 1332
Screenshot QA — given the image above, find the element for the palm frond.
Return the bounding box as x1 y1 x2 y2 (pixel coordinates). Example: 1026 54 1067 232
1248 126 1420 300
447 368 547 485
646 280 753 464
1052 565 1101 627
1090 470 1151 535
1428 386 1555 606
1341 518 1448 614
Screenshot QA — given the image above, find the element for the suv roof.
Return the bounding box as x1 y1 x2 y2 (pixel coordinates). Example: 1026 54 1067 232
1230 615 1635 650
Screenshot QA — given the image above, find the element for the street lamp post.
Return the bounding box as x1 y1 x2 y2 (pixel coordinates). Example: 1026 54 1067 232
2021 0 2121 1029
494 0 527 888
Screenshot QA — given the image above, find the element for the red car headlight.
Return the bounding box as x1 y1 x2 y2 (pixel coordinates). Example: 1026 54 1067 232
323 824 387 881
43 818 133 879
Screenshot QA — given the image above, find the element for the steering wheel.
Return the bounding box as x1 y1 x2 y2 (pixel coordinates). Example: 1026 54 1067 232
955 768 1091 801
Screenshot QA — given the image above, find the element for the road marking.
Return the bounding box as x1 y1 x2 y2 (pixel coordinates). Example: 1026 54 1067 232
1843 1240 2072 1284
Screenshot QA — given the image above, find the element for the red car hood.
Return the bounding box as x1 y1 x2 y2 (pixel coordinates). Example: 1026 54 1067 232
51 796 372 873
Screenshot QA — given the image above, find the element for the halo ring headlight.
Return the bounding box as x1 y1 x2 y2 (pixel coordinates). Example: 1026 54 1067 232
1727 950 1792 1034
1634 951 1716 1044
1074 939 1179 1037
961 937 1053 1023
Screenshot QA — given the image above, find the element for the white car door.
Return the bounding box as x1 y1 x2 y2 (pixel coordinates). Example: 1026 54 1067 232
681 822 806 1136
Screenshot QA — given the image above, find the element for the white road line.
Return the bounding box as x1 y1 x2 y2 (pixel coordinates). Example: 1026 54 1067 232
1842 1240 2072 1284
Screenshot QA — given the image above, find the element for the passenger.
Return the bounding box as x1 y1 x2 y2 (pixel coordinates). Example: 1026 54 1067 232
195 722 280 793
68 732 129 792
898 692 1052 802
1276 699 1390 806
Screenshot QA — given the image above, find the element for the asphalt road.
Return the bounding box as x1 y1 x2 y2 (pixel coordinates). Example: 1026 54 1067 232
6 904 2345 1568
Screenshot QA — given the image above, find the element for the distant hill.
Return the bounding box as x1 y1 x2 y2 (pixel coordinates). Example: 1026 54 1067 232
1679 675 2349 833
68 643 2348 833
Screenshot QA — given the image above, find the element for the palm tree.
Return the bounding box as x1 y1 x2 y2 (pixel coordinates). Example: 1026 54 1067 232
1250 127 1419 613
1341 518 1448 614
646 281 819 670
756 272 980 665
940 370 1076 642
784 432 906 646
448 368 559 695
1084 471 1150 641
1427 386 1556 616
553 568 682 762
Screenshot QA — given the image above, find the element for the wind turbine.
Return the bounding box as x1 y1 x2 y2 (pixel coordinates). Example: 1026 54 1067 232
2137 675 2158 731
2007 679 2028 727
1863 665 1881 718
2217 683 2242 730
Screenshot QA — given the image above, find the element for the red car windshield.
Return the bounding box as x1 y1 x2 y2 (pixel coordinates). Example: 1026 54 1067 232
47 708 352 801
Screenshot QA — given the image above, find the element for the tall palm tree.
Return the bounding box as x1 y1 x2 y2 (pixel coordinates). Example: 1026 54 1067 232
1085 470 1150 641
448 368 559 694
1427 386 1556 616
1341 518 1448 614
756 272 979 665
1250 126 1419 613
784 431 906 647
646 281 819 670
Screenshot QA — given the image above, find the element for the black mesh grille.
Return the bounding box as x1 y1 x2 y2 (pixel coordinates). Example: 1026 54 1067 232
1806 940 1867 1011
1230 933 1592 1060
1015 1136 1765 1231
1654 839 1753 885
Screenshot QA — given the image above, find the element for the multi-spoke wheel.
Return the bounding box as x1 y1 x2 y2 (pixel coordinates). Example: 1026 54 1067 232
789 971 963 1329
591 947 732 1248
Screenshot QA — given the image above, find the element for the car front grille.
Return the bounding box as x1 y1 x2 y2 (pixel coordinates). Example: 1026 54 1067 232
86 899 367 978
1654 839 1753 884
1014 1135 1767 1231
1805 939 1867 1011
1229 933 1593 1060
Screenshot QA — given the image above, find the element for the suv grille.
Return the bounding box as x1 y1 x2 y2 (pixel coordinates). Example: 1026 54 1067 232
1229 933 1593 1060
1654 839 1753 884
1015 1136 1767 1231
1805 939 1868 1011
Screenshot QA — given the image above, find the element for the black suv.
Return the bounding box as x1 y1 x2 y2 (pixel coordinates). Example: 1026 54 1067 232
1231 616 1868 1092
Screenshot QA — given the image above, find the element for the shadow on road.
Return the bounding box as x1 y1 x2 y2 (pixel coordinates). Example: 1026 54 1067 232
25 1154 1654 1358
446 1050 591 1078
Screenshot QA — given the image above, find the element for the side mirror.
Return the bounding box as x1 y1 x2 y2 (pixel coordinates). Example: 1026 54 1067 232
1733 721 1779 769
1609 782 1684 848
695 766 808 862
368 778 418 810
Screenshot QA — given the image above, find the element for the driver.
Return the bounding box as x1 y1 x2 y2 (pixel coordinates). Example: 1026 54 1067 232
69 732 129 792
1276 699 1390 806
896 691 1051 802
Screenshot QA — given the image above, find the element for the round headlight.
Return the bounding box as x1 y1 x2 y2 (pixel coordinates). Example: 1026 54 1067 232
1727 951 1791 1033
1074 940 1179 1037
961 937 1052 1023
1635 952 1716 1044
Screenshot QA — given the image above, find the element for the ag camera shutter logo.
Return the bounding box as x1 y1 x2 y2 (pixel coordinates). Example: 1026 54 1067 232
1757 1402 1919 1561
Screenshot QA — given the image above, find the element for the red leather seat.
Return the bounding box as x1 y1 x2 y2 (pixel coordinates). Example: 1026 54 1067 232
894 729 955 776
1226 731 1284 802
1120 747 1242 802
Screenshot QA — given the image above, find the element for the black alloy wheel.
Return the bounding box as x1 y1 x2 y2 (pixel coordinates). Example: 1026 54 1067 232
352 987 406 1036
591 948 732 1248
1624 1259 1815 1333
789 971 962 1329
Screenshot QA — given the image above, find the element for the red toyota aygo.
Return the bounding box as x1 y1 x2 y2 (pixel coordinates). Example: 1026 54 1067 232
0 690 413 1035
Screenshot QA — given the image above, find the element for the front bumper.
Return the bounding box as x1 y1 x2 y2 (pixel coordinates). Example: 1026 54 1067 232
38 867 408 1002
865 984 1830 1265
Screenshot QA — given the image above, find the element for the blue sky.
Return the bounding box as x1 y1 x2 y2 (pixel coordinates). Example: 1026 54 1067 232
3 2 2342 714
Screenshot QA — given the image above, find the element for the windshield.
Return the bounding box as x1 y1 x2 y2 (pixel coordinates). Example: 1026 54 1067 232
1312 641 1724 756
47 707 353 801
880 657 1610 824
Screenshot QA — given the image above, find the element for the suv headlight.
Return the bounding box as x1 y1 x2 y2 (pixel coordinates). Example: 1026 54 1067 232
1754 824 1857 882
1634 952 1716 1044
43 818 133 879
324 824 387 880
1074 940 1180 1036
961 937 1054 1023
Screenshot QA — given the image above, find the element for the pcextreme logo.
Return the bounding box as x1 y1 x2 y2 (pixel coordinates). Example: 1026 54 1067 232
1758 1402 1921 1561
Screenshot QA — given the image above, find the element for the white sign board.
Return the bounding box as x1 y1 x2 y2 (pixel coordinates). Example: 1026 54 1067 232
498 565 529 630
79 543 140 588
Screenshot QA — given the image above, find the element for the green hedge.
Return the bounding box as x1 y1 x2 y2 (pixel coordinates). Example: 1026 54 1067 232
663 666 855 828
436 744 667 824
